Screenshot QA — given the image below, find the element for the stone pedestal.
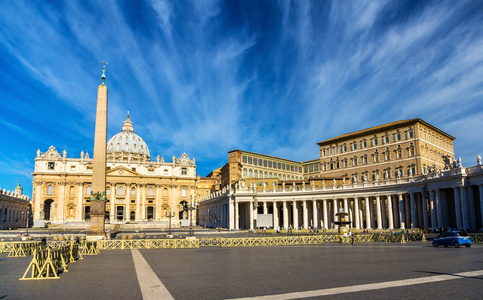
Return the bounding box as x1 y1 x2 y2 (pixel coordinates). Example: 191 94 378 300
88 200 106 236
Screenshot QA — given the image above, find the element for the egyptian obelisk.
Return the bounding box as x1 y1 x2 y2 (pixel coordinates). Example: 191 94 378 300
88 61 108 237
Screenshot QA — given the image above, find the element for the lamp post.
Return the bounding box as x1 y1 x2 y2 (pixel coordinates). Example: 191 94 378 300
26 206 30 236
188 195 199 237
165 207 175 235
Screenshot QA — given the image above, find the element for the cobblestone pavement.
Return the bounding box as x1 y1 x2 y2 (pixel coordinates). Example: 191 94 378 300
1 242 482 299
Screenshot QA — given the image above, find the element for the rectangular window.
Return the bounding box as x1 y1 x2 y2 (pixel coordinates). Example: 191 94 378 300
253 158 257 165
181 168 187 175
164 169 168 175
268 161 272 168
361 141 367 148
263 160 267 167
48 162 55 170
248 157 252 164
242 155 247 163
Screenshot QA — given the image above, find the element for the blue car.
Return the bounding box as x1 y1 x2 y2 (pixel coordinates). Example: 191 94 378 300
432 231 472 248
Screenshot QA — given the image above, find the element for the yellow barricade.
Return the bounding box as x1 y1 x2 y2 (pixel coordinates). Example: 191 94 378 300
8 242 43 257
20 243 79 280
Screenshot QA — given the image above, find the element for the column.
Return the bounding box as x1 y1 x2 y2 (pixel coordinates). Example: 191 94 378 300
421 193 429 229
58 182 65 223
365 197 371 229
235 202 240 230
410 193 417 228
283 201 289 229
479 185 483 230
273 201 278 229
429 190 436 228
303 200 308 229
435 189 444 229
387 195 394 229
155 185 161 221
312 200 318 228
333 199 338 229
136 184 141 221
77 183 83 221
126 185 131 221
141 185 146 220
376 196 382 229
249 201 254 230
293 201 298 229
34 182 42 220
460 186 469 229
110 184 115 220
263 202 268 214
323 200 328 229
354 198 360 229
399 194 406 229
453 187 463 229
380 197 386 229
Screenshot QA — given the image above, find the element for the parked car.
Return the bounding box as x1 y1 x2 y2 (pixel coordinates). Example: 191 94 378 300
432 231 472 248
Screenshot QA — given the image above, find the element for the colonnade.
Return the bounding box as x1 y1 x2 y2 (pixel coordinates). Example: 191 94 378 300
199 181 483 231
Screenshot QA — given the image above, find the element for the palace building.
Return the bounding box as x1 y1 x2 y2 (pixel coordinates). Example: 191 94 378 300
0 183 30 230
199 120 483 232
317 119 455 182
32 114 199 224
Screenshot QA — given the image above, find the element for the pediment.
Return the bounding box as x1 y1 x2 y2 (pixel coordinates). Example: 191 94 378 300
106 166 141 177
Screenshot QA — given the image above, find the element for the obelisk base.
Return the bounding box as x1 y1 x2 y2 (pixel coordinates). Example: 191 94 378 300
88 200 106 237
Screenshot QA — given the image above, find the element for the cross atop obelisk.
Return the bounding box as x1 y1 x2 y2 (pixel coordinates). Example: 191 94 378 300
101 60 108 84
88 61 109 238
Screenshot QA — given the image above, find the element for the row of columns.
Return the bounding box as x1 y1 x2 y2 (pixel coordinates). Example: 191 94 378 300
232 193 432 230
36 181 196 223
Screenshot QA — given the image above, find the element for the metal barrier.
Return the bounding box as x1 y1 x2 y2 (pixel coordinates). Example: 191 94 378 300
20 242 81 280
469 233 483 243
96 239 200 249
7 242 43 257
199 236 324 248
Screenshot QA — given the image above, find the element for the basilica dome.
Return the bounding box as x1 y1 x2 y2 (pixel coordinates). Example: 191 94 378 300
107 113 150 161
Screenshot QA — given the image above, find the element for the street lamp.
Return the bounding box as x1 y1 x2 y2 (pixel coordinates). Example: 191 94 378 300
188 195 199 237
165 207 175 235
26 206 30 236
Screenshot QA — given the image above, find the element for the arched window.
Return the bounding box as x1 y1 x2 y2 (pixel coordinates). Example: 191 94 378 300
264 171 268 178
163 188 168 197
243 168 247 176
118 186 123 195
283 174 286 180
47 185 53 195
70 186 75 195
148 187 154 196
269 172 272 178
106 188 110 196
86 185 91 195
249 169 253 177
181 188 186 197
254 170 258 178
131 188 135 196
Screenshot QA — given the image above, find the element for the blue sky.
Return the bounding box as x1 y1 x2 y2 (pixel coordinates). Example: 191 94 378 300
1 0 483 197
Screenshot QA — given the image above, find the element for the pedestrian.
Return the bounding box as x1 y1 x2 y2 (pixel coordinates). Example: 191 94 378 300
41 237 47 248
350 232 355 245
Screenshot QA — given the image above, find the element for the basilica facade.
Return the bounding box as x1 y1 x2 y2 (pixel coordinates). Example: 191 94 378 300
32 114 199 224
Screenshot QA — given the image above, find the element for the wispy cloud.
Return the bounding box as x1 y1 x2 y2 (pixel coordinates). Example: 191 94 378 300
0 0 482 196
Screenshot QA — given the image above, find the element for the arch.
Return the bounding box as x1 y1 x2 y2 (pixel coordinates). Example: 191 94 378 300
131 188 136 196
181 188 186 197
163 188 168 197
43 199 54 220
249 169 253 177
264 171 268 178
86 185 92 195
148 187 154 196
118 186 124 195
254 170 258 178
